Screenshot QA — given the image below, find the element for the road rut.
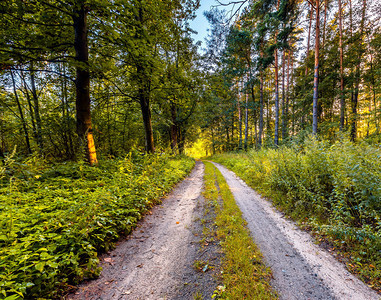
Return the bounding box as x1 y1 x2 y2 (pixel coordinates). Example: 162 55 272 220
68 162 210 300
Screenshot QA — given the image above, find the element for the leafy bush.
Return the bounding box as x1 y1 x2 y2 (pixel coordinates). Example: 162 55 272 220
0 152 194 299
212 137 381 291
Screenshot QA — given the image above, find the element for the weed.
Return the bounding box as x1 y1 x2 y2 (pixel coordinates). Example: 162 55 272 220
193 291 203 300
203 161 277 299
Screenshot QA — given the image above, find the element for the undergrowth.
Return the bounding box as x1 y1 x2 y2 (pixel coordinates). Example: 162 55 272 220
203 161 277 299
0 151 194 299
211 137 381 292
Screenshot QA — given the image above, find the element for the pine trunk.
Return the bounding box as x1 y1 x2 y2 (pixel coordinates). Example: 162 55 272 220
312 0 320 135
258 71 264 147
305 5 313 76
338 0 345 131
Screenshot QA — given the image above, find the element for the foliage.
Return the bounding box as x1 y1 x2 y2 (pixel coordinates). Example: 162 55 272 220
203 161 277 299
211 137 381 291
0 153 194 299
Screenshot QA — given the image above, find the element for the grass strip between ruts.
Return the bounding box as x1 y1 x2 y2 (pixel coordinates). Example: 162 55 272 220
202 161 277 300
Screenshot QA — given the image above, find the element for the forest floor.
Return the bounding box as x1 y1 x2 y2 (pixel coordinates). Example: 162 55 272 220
67 161 380 300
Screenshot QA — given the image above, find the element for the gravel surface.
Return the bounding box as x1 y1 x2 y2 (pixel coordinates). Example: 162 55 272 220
212 162 380 300
67 161 221 300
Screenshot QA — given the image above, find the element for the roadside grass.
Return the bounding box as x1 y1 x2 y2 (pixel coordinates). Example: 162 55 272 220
211 137 381 292
0 152 194 299
203 161 277 300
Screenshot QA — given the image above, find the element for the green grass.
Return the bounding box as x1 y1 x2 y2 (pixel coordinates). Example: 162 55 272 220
203 161 277 300
211 136 381 292
0 152 194 299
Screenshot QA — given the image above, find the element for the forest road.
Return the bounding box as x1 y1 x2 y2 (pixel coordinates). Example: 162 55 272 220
212 162 380 300
67 161 219 300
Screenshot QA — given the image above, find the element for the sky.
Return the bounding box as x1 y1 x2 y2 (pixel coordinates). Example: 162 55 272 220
189 0 218 49
189 0 248 50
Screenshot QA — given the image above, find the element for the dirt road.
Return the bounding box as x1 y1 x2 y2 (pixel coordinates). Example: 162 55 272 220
68 161 380 300
212 162 380 300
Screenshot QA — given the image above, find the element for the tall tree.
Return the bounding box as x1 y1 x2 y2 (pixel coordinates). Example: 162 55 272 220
312 0 320 135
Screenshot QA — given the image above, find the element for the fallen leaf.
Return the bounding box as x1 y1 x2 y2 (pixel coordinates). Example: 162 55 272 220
104 257 114 264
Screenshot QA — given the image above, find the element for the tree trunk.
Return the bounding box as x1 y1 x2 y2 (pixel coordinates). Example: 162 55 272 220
283 51 291 139
73 5 97 164
170 102 178 154
274 49 280 145
238 96 243 150
350 0 366 142
30 68 43 154
138 71 155 153
305 4 313 76
322 0 328 47
338 0 345 131
19 70 37 144
258 70 264 148
312 0 320 135
11 70 32 154
368 41 379 134
281 50 287 140
244 92 249 151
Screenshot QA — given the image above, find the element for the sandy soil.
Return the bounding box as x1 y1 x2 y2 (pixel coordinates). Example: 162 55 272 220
212 162 380 300
67 161 221 300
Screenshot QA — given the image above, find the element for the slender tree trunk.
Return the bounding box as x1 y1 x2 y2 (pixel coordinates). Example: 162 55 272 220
368 46 379 134
138 72 155 153
322 0 328 47
258 70 264 147
305 4 313 76
338 0 345 131
19 70 37 142
11 70 31 154
73 5 97 164
283 51 291 139
266 78 272 138
170 102 178 154
281 51 287 140
238 93 243 150
274 50 280 145
226 125 230 150
136 4 155 153
244 92 249 151
30 68 43 154
350 0 367 141
231 114 234 149
312 0 320 135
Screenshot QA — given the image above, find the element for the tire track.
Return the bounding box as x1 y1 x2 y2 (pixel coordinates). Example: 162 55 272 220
212 162 379 300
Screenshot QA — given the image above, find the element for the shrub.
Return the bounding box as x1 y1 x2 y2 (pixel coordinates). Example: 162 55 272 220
0 153 194 299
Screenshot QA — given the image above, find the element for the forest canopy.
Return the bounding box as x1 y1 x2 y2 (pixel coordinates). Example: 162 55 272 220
0 0 380 160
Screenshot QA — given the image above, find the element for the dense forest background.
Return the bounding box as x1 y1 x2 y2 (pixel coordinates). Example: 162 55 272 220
0 0 380 161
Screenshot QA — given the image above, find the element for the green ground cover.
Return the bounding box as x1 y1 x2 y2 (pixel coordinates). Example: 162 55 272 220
211 138 381 292
0 152 194 299
203 161 277 299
